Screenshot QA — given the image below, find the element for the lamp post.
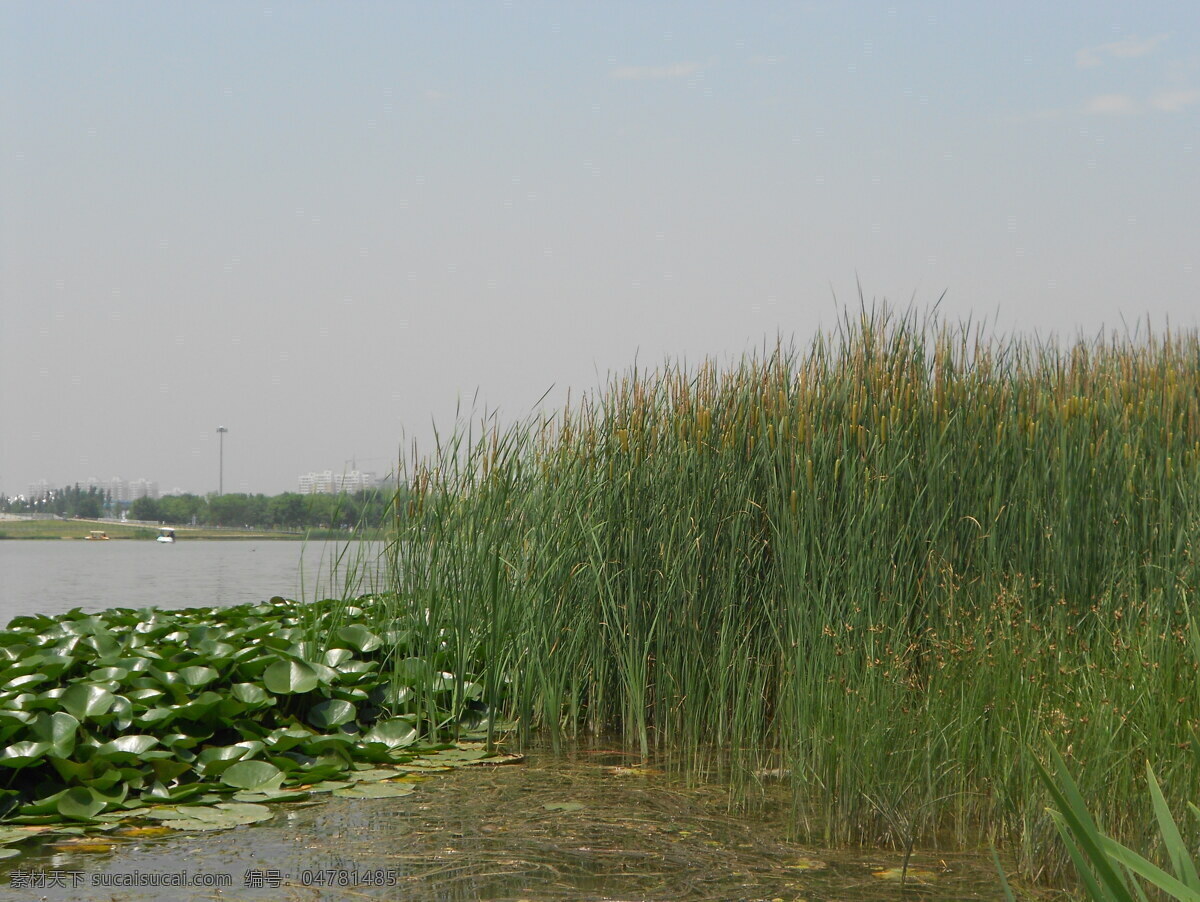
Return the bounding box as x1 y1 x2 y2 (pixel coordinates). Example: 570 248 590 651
217 426 228 495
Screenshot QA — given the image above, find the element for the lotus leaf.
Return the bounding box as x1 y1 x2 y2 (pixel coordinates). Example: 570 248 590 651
332 782 416 800
29 712 79 758
232 788 310 803
56 787 108 821
60 684 115 720
89 667 128 682
3 673 49 692
363 717 419 750
322 648 354 668
334 626 382 654
219 760 285 791
96 735 159 762
135 707 175 728
176 665 219 689
306 699 356 729
0 741 51 768
230 682 270 705
263 660 318 694
264 727 314 750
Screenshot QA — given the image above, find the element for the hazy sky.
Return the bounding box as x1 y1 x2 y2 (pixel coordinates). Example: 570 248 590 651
2 2 1197 497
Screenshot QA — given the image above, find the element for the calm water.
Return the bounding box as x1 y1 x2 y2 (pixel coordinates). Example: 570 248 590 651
0 540 389 622
0 742 1017 901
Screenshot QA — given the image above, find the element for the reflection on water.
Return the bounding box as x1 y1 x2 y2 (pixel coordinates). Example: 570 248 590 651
0 743 1021 901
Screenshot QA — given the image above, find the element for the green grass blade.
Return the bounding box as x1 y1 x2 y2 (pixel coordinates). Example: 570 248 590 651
991 845 1018 902
1145 763 1200 891
1100 837 1200 902
1035 750 1135 902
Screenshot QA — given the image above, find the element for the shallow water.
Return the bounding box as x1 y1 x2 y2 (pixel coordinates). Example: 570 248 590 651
0 743 1023 901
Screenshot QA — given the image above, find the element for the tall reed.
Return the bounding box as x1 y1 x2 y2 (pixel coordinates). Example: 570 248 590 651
380 305 1200 879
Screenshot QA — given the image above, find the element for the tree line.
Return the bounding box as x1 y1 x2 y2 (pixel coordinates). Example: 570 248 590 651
0 484 108 518
130 490 401 529
1 487 403 531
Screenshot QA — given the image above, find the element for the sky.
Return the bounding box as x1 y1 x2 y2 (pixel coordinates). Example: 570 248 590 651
2 1 1198 497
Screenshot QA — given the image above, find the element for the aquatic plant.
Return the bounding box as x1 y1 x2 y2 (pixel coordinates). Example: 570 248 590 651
0 596 505 857
382 304 1200 879
997 746 1200 901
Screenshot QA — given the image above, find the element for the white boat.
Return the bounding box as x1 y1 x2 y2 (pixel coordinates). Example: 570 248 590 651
156 528 176 544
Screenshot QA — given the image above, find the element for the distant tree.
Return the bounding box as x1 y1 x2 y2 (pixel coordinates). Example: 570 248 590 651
130 496 161 521
303 493 338 528
159 494 205 526
76 492 103 519
268 493 307 528
208 493 251 527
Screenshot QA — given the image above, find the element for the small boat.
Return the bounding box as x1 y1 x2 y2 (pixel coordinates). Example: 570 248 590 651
156 528 176 544
86 530 110 540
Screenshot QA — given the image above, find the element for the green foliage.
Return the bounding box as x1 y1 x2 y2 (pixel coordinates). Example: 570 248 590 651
995 748 1200 901
0 595 501 858
382 305 1200 881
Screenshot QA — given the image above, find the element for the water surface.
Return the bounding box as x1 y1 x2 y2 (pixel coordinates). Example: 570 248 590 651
0 539 387 620
0 743 1019 901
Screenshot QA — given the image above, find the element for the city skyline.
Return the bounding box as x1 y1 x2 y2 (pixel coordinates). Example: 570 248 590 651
3 2 1197 495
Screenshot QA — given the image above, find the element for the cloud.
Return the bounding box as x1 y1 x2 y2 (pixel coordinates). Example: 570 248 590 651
610 62 700 81
1150 89 1200 112
1086 93 1138 115
1076 34 1168 68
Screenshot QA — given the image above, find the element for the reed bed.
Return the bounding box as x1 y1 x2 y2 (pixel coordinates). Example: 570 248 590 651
379 307 1200 880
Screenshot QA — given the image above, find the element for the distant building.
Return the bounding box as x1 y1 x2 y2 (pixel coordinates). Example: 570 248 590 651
83 476 158 502
27 479 50 500
298 470 377 495
107 477 129 503
128 479 159 500
299 471 335 494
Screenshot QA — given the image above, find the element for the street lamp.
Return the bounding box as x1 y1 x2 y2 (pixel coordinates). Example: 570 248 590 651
217 426 228 495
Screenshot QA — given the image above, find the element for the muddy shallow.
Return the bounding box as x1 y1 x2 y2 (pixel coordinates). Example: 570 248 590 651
0 744 1022 901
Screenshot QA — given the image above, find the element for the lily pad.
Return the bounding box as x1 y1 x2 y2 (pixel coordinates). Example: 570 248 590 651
363 716 418 749
306 699 356 730
334 626 382 654
262 660 319 695
219 760 285 792
56 788 108 821
60 684 116 720
332 782 417 799
0 741 51 768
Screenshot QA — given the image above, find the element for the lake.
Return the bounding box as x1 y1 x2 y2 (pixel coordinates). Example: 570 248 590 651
0 540 390 622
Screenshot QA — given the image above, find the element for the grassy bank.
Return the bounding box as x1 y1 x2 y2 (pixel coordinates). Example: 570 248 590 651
379 306 1199 881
